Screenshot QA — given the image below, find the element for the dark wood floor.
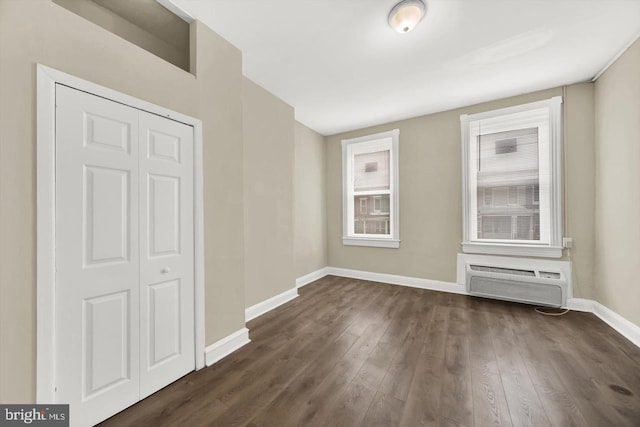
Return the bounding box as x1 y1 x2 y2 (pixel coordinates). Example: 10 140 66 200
101 276 640 427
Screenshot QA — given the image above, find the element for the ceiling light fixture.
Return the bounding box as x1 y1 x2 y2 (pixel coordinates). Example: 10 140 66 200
388 0 426 34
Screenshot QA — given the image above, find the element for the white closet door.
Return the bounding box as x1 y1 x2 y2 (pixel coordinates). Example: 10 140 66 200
55 85 141 427
55 85 196 426
138 112 195 398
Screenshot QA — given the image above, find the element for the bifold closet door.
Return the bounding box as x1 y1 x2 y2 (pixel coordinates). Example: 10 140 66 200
138 111 194 399
55 85 195 427
56 85 141 427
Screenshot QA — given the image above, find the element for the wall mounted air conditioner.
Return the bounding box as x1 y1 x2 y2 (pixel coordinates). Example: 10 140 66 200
457 254 572 307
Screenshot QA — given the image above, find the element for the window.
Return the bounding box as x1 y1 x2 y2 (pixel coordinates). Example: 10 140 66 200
342 129 399 248
461 97 563 257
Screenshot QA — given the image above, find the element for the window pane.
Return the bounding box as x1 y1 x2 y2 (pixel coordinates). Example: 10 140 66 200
516 215 537 240
354 150 390 192
359 198 367 214
354 194 390 235
492 187 509 206
476 127 540 241
480 215 512 239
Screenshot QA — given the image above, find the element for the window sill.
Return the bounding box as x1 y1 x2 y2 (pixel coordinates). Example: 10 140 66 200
462 242 562 258
343 237 400 249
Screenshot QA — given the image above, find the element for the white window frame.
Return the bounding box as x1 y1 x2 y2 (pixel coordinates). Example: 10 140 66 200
460 96 563 258
342 129 400 248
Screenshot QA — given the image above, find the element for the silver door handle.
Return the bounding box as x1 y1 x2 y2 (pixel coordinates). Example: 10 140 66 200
161 267 171 274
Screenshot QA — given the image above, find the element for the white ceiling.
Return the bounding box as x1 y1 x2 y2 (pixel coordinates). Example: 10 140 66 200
166 0 640 135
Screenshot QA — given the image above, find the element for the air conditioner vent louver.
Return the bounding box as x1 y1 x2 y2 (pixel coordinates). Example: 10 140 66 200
463 257 569 307
469 265 535 276
469 276 563 307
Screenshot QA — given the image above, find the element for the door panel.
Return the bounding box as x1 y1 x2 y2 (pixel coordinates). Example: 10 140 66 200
83 166 130 266
83 291 131 399
56 85 140 427
84 113 131 153
138 111 194 399
148 174 181 257
148 130 181 163
148 279 181 367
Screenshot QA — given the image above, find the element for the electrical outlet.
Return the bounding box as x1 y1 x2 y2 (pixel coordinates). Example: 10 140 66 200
563 237 573 248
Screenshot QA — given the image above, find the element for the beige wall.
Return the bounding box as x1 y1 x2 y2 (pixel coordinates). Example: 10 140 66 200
53 0 189 71
294 122 327 278
192 24 246 345
594 39 640 326
242 78 295 307
326 85 597 298
563 83 596 299
0 0 245 402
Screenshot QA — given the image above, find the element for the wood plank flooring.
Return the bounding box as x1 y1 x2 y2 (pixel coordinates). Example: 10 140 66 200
101 276 640 427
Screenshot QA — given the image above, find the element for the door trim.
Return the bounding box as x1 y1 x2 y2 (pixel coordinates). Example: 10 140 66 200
36 64 206 403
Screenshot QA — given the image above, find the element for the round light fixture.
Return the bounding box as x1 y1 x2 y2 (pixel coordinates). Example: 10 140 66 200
388 0 426 34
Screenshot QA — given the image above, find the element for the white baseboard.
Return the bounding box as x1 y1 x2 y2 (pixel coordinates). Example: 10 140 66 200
245 287 298 322
593 302 640 348
326 267 466 295
205 327 251 367
566 297 594 312
296 267 330 288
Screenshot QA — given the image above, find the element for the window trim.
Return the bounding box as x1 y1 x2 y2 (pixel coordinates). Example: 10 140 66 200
342 129 400 248
460 96 563 258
